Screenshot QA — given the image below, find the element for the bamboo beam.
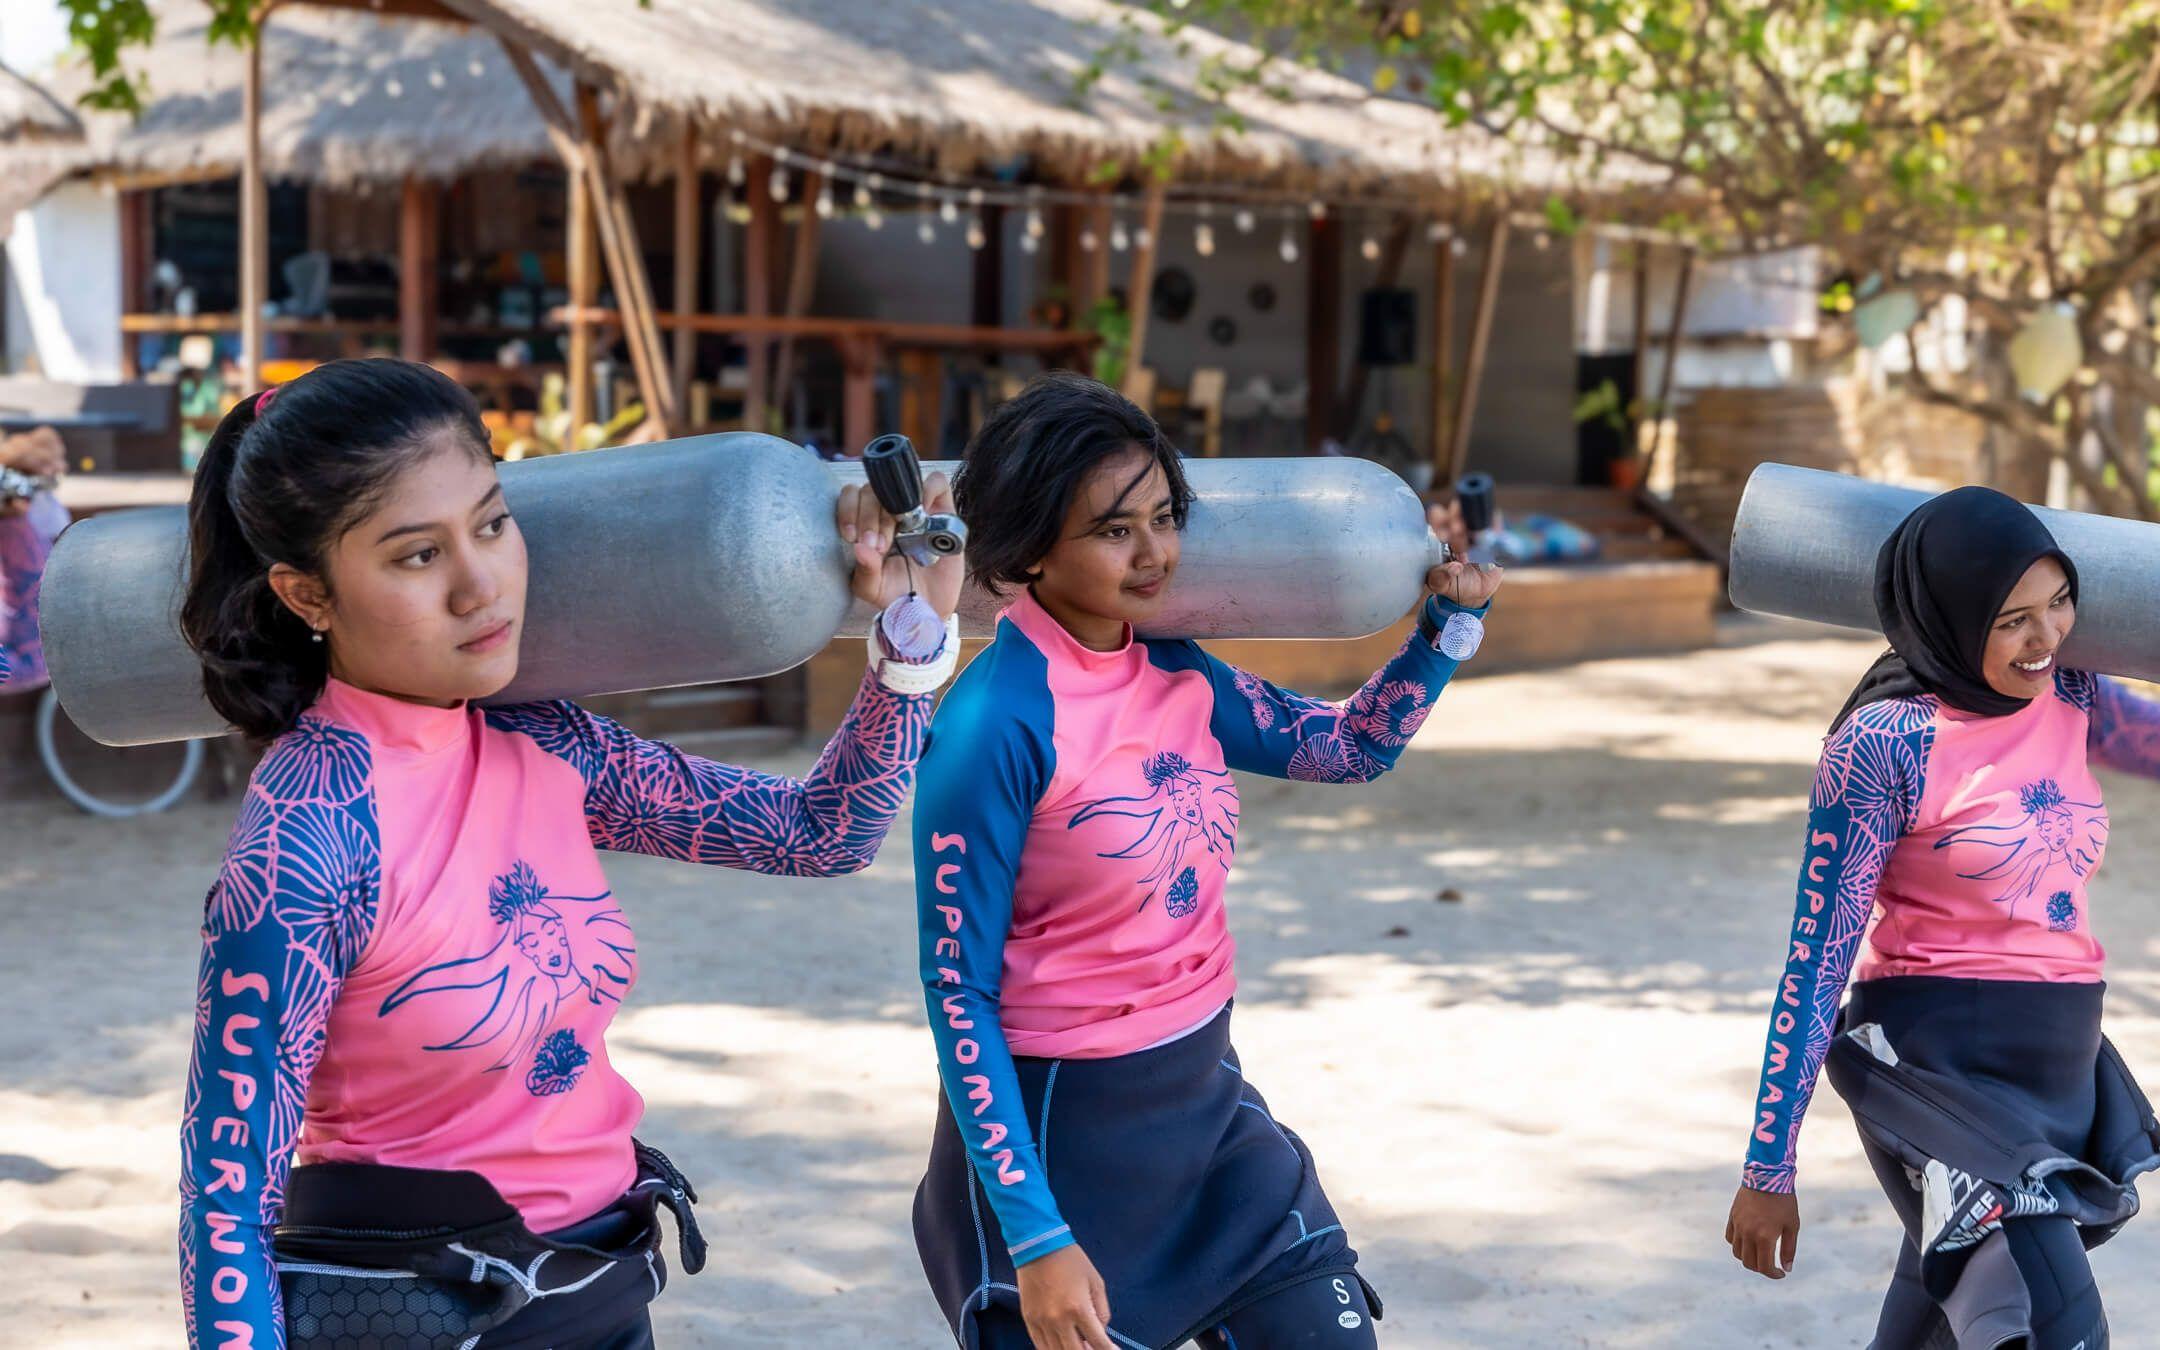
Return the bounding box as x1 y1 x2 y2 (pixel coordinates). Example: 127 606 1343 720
496 38 675 434
574 83 675 431
671 122 701 417
1445 216 1510 483
743 155 777 433
566 158 596 432
1644 245 1696 489
398 176 441 362
240 7 269 389
1427 228 1456 484
1120 181 1167 401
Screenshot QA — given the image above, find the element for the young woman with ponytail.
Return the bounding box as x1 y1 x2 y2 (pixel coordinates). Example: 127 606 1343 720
176 358 964 1349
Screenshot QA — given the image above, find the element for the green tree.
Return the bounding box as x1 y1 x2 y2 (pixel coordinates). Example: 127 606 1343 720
1115 0 2160 516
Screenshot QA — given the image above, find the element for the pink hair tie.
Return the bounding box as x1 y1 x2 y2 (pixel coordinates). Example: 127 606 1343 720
255 387 277 414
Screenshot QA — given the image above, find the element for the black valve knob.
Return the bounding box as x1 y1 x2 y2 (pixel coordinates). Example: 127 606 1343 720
1455 472 1496 535
863 434 925 518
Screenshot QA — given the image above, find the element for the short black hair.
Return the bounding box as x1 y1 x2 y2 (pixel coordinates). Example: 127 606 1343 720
954 371 1194 595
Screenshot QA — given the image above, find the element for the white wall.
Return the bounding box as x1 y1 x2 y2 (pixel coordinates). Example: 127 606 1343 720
2 1 124 381
5 181 124 381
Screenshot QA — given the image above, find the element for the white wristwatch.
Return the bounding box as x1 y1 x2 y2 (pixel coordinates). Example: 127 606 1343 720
870 612 963 695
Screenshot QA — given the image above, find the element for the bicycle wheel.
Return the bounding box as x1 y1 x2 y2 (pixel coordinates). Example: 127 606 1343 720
36 685 205 818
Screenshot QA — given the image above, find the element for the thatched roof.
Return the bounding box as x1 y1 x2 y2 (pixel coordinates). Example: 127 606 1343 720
0 62 81 145
9 0 1666 212
0 63 81 238
438 0 1665 208
35 1 560 189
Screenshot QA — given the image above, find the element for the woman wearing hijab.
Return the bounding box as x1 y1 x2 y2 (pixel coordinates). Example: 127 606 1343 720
1726 486 2160 1348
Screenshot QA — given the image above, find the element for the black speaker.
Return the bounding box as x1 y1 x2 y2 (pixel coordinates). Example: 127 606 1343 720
1358 288 1417 367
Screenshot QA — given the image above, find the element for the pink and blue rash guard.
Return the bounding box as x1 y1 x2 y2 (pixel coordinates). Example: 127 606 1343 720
180 633 939 1349
915 587 1488 1265
1741 670 2160 1194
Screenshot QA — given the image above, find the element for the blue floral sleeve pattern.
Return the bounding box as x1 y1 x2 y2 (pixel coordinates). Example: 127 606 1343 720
2086 674 2160 780
485 666 932 877
180 717 382 1349
1149 594 1487 783
1741 698 1931 1193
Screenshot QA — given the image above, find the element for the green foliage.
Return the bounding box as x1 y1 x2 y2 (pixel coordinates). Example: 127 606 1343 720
1084 295 1134 389
1097 0 2160 517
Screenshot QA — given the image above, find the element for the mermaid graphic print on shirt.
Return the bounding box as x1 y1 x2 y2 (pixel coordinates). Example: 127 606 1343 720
1067 750 1238 914
379 859 635 1083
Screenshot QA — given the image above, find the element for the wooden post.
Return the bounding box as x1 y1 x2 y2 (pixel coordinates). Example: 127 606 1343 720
118 190 154 380
398 177 441 362
772 166 824 418
1120 181 1167 400
671 122 701 418
899 347 940 450
841 334 879 453
1445 215 1510 482
972 202 1006 331
1427 227 1457 483
566 160 597 433
1081 193 1112 313
240 9 269 390
1645 245 1696 487
1630 241 1652 451
1337 215 1413 441
1305 213 1341 450
742 155 776 433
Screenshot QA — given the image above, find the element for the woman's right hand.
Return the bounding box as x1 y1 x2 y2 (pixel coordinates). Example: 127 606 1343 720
1727 1185 1801 1279
1016 1244 1115 1350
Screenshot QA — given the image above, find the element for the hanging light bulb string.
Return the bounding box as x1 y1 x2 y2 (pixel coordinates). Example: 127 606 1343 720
702 123 1697 259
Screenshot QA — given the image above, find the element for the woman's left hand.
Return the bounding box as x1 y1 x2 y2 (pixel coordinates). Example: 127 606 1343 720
1426 559 1503 609
837 470 967 620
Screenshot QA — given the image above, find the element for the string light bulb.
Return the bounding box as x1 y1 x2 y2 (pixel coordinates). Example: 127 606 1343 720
1427 220 1452 243
919 218 937 245
940 198 960 224
1080 227 1100 252
1280 223 1300 264
1112 219 1131 252
1025 207 1046 240
769 165 789 202
853 180 873 210
1195 222 1216 257
966 213 988 251
865 206 885 231
726 154 745 187
1361 234 1381 262
1234 207 1256 234
1134 225 1152 250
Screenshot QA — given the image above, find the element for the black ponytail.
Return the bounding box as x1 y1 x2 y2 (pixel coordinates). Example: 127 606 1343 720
179 358 490 744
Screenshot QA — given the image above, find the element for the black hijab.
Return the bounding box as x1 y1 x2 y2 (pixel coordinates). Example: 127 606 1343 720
1829 485 2078 734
